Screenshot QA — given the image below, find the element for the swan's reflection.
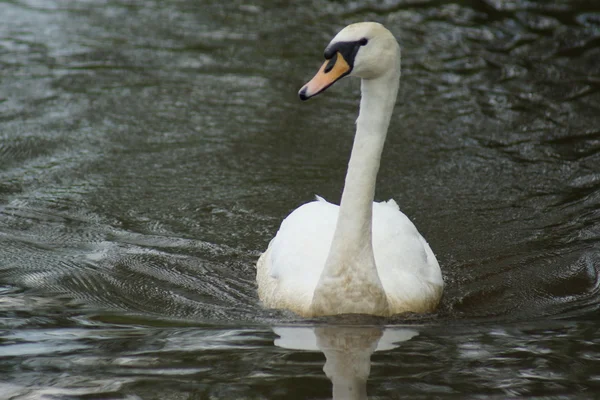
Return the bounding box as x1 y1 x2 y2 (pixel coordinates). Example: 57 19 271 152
273 325 418 399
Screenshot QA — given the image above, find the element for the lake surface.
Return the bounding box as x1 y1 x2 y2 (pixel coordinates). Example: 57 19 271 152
1 0 599 398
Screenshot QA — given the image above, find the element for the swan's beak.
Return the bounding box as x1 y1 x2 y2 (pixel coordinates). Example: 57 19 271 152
298 52 351 101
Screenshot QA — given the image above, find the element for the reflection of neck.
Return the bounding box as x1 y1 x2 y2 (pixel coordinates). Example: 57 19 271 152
312 63 400 316
326 352 369 400
315 327 383 400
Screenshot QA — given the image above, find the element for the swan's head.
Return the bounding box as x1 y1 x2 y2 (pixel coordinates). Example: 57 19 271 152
298 22 400 101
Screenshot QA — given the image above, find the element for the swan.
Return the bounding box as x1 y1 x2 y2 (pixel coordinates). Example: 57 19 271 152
257 22 443 317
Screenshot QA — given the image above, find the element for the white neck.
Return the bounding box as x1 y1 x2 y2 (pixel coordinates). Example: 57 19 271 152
311 57 401 316
316 327 382 400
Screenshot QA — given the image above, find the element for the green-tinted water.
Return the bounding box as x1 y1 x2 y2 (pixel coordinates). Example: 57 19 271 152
1 0 600 398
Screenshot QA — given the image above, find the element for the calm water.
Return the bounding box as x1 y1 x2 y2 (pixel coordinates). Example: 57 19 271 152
1 0 600 398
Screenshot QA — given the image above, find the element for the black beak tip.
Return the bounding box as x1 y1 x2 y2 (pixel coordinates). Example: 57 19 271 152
298 86 309 101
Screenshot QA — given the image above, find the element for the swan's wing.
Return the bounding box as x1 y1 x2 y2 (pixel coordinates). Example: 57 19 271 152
372 200 443 312
262 198 339 308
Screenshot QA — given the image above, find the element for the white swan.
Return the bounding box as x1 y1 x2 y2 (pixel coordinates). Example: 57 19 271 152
257 22 443 317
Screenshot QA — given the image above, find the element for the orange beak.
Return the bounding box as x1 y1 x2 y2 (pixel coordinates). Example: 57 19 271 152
298 52 351 101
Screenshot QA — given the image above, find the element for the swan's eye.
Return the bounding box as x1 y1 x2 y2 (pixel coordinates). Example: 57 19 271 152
324 38 368 60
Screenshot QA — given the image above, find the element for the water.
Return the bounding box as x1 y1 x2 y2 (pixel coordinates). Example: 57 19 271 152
0 0 599 398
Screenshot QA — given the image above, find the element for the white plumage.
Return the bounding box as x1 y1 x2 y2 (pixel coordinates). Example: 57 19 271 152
257 22 443 317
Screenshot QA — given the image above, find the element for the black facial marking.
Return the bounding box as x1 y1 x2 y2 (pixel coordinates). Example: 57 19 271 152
323 38 369 72
323 52 338 73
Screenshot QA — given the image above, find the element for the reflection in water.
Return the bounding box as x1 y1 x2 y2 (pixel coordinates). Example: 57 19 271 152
274 325 418 399
2 316 600 398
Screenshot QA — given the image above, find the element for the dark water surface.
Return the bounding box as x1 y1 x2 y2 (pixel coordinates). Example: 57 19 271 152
1 0 600 398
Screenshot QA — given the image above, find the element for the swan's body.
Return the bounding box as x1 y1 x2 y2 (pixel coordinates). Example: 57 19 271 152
257 22 443 317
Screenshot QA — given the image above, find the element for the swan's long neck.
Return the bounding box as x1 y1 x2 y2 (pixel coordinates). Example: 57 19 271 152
337 72 399 250
311 57 400 316
316 327 382 400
